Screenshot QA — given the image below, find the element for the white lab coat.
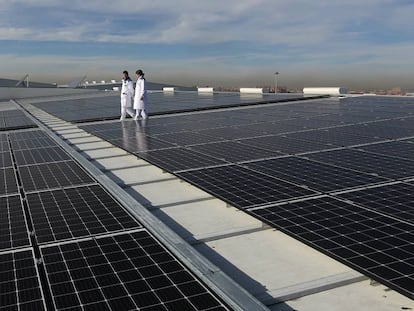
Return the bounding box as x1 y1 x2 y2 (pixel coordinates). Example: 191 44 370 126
121 77 134 107
133 76 147 110
120 77 135 119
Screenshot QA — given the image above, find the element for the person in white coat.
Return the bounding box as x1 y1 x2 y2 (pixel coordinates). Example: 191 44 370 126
133 69 148 120
120 70 135 120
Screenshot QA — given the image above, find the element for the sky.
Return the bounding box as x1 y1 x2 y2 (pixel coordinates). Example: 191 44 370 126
1 0 414 90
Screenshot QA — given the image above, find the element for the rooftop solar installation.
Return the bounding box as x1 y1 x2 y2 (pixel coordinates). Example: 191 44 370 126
41 231 231 311
0 101 255 310
77 94 414 301
0 250 46 311
7 92 414 305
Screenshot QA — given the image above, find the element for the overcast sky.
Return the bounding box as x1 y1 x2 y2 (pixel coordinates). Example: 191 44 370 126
1 0 413 89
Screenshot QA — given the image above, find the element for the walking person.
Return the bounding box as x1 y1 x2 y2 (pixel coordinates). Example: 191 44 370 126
133 69 148 120
120 70 135 120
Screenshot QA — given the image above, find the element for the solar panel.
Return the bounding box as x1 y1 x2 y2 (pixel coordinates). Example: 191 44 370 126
18 161 96 192
4 117 37 130
0 150 13 168
341 122 414 139
9 130 50 141
14 146 72 166
337 182 414 223
246 157 389 192
251 196 414 299
0 110 37 131
154 131 226 146
0 195 30 251
26 185 142 244
307 149 414 179
0 141 10 153
189 141 283 163
10 136 57 150
197 126 263 140
354 141 414 161
137 147 228 172
285 128 384 147
0 167 19 196
177 165 317 209
40 231 231 310
237 135 331 155
0 250 46 311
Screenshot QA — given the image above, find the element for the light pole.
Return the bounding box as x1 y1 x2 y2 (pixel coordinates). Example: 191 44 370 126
274 72 279 95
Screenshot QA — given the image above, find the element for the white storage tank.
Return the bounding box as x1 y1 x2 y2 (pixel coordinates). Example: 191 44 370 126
163 87 176 92
239 87 269 94
303 87 347 96
198 87 217 93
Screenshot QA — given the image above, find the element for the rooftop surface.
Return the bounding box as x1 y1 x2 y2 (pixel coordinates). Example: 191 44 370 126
1 89 414 310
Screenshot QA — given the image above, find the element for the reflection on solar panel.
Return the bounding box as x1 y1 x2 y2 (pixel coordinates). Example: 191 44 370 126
0 250 46 311
0 195 30 251
251 196 414 298
41 231 230 310
0 167 19 196
18 161 96 192
33 92 304 122
246 157 389 192
307 149 414 179
26 185 141 244
337 182 414 223
177 165 317 209
110 136 174 153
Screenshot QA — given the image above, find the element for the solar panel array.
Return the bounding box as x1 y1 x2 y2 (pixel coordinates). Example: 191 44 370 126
32 92 306 122
0 109 37 131
81 95 414 299
0 127 233 310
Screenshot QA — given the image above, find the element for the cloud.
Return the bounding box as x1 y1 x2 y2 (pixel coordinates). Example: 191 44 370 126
1 0 413 89
1 0 411 45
